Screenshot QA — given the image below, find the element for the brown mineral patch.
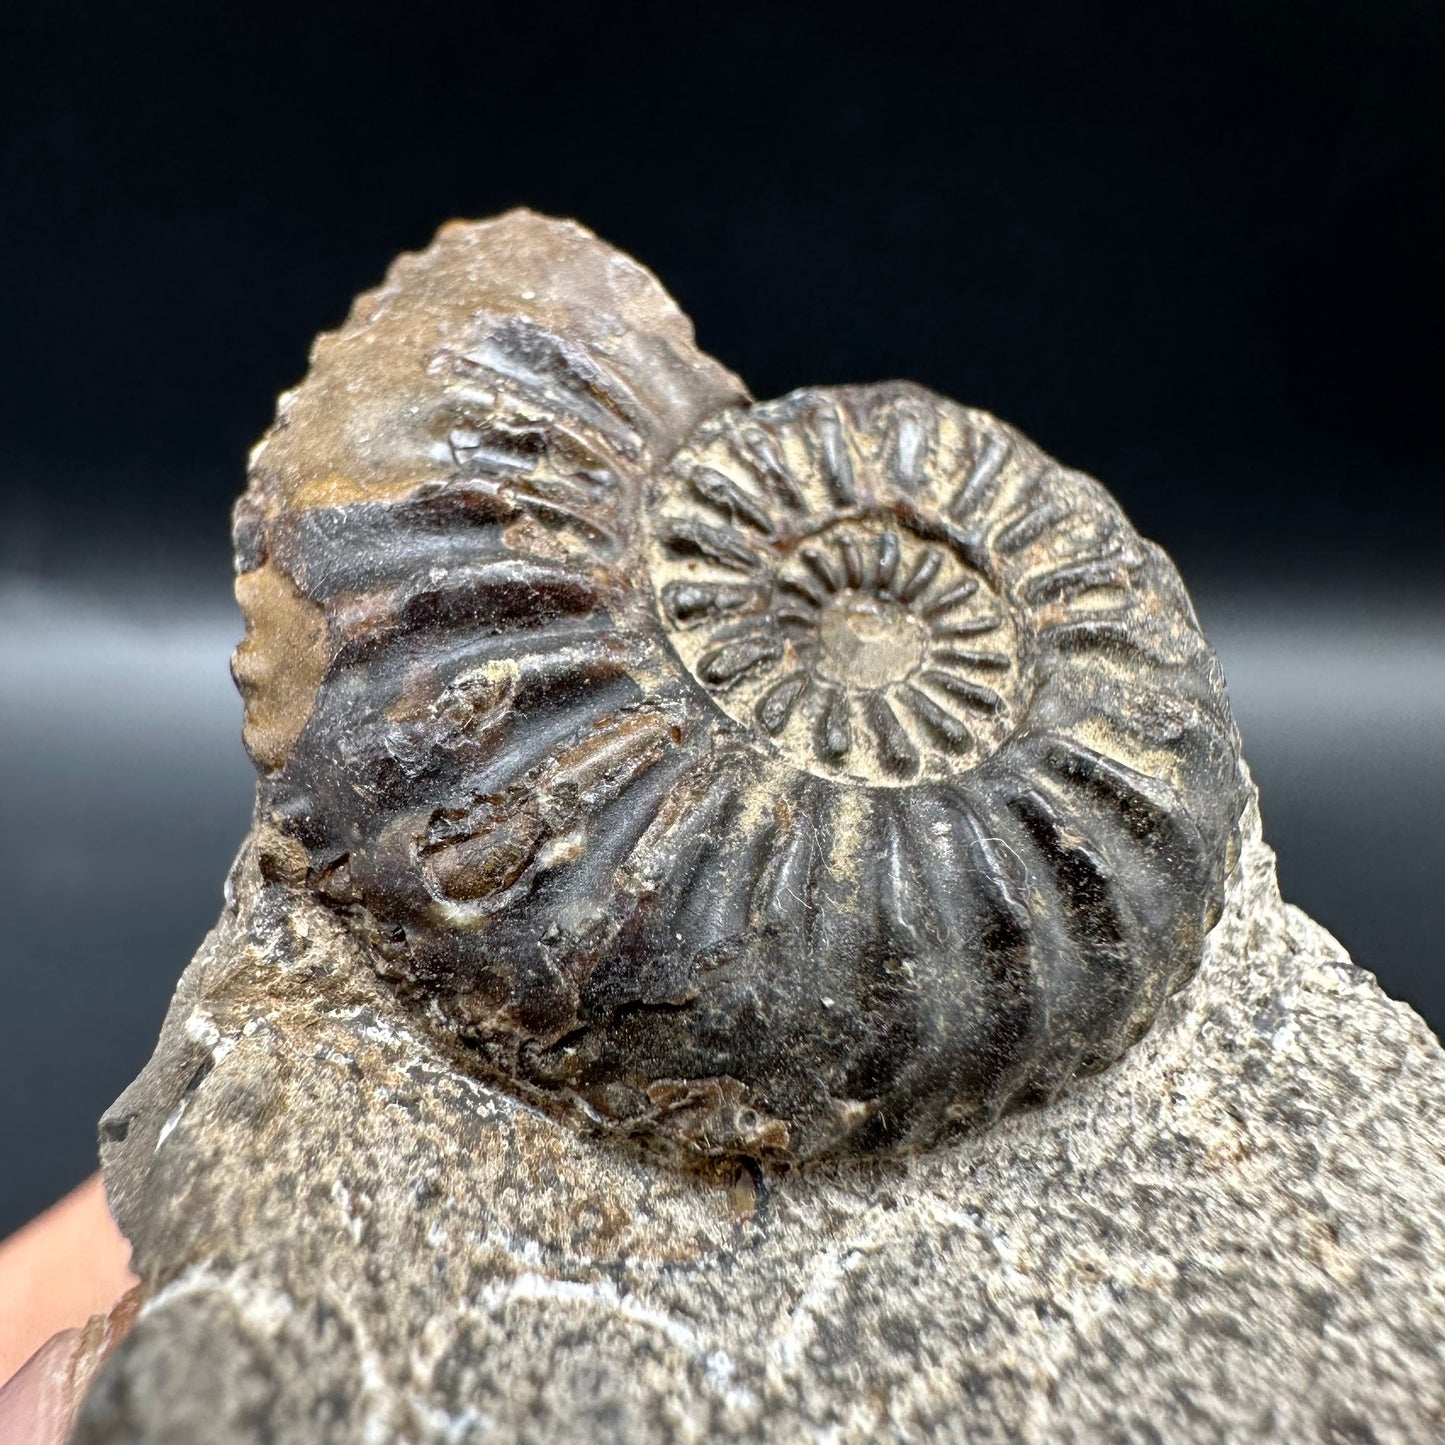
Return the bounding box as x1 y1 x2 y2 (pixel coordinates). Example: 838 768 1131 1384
232 561 329 772
254 823 312 887
285 473 429 511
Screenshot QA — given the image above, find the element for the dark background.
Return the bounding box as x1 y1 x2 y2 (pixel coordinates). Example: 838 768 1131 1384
2 1 1440 1236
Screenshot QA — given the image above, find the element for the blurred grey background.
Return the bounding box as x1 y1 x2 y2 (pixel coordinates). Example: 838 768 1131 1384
2 1 1440 1236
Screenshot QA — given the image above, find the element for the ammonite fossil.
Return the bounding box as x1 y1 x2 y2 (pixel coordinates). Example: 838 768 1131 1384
233 211 1246 1162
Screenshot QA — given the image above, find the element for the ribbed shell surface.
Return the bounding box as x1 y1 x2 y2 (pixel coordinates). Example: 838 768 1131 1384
233 211 1246 1161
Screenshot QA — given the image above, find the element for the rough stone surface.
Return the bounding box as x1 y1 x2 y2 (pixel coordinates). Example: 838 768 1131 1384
75 789 1445 1443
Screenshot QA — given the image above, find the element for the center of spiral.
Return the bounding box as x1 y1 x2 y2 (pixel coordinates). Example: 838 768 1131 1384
647 395 1034 785
815 597 928 689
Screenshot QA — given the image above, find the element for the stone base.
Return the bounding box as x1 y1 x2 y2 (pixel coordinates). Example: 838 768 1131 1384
74 786 1445 1443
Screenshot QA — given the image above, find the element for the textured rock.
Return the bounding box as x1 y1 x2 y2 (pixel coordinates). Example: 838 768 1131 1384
76 791 1445 1443
75 214 1445 1441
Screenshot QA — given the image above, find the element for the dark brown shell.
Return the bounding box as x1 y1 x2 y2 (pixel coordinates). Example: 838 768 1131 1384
233 210 1246 1162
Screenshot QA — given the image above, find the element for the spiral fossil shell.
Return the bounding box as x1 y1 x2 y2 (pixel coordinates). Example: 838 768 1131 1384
232 211 1246 1162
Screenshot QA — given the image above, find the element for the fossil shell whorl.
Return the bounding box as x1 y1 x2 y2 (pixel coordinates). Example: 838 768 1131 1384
233 210 1247 1163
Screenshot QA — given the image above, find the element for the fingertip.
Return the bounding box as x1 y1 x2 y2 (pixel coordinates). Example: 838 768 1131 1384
0 1175 139 1387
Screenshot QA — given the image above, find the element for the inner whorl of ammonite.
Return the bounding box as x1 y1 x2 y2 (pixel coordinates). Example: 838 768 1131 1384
233 213 1247 1167
648 396 1031 783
